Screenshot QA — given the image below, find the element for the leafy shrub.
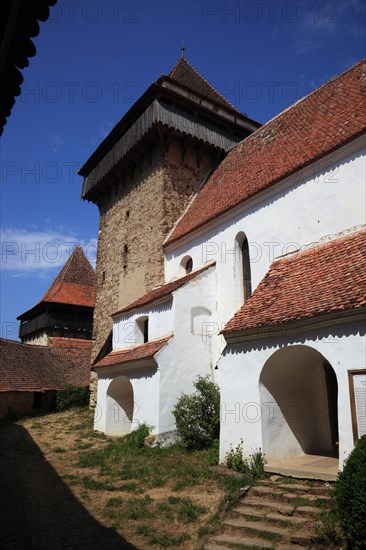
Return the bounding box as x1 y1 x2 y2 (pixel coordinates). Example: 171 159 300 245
125 423 151 450
173 375 220 450
225 440 265 479
55 386 90 411
333 435 366 549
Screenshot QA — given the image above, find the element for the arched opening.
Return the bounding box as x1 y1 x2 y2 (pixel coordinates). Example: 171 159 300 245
259 345 339 462
180 255 193 275
235 232 252 303
106 375 134 435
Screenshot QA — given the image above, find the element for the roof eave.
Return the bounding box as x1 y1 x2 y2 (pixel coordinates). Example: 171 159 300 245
222 307 366 344
79 80 260 181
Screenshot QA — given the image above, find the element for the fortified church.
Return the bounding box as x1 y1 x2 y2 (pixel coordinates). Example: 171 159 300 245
79 55 366 477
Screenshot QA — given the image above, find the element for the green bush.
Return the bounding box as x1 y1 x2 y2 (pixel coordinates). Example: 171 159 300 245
55 386 90 411
172 375 220 450
225 440 265 479
333 435 366 549
125 423 151 450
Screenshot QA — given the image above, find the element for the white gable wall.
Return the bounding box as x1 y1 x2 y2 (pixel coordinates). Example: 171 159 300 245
94 365 160 434
165 136 365 326
113 300 173 350
156 266 220 434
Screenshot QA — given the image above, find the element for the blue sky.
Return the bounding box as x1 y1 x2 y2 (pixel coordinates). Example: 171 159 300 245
1 0 365 340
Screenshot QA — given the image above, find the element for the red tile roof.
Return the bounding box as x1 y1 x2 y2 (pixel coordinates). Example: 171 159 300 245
39 245 96 307
94 335 173 369
223 230 366 335
166 59 366 247
168 57 239 112
0 338 89 392
49 337 93 384
114 262 215 316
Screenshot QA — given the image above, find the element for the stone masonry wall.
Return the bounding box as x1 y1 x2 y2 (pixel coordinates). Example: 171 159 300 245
90 137 216 404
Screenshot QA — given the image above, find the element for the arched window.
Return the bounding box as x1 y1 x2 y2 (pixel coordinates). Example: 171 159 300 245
180 255 193 275
241 236 252 301
235 232 252 302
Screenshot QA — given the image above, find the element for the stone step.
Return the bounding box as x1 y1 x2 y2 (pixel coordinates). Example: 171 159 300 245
210 534 275 549
233 506 308 527
223 517 288 538
290 530 318 546
259 481 329 496
250 485 319 506
294 505 323 517
303 493 331 502
244 497 295 515
266 512 307 526
232 505 267 520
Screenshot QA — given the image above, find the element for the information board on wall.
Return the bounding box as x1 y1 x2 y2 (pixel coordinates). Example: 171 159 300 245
348 369 366 444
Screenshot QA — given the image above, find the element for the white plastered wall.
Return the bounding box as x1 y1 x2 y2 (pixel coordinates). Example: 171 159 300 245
165 138 366 325
218 323 365 470
94 365 160 434
113 301 173 350
156 266 221 434
95 265 220 436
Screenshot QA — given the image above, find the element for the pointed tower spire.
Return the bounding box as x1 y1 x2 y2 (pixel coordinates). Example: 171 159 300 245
181 38 185 59
17 245 96 343
39 245 95 306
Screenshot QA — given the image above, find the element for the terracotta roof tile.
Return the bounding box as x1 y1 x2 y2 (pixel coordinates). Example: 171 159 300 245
0 338 89 392
114 262 215 316
168 57 239 112
49 337 93 385
223 230 366 334
40 245 96 307
94 335 173 369
166 59 366 247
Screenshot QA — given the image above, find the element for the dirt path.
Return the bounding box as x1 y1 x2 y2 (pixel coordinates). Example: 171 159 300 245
0 422 137 550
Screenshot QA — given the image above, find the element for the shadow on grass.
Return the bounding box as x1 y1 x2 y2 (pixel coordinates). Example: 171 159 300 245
0 423 138 549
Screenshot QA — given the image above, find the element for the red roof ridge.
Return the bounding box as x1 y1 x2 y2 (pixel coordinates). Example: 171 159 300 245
262 58 365 128
275 225 366 262
168 56 240 112
274 227 366 266
113 261 215 316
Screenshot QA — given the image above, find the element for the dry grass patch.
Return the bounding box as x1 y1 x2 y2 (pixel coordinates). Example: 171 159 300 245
19 408 252 549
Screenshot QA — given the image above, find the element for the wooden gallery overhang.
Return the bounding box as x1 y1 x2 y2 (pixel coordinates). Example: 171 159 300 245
79 72 261 205
0 0 57 135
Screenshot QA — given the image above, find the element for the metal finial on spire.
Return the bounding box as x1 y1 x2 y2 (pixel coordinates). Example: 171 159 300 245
181 38 185 58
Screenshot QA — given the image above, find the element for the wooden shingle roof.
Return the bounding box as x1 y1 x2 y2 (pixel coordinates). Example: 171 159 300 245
168 56 239 112
0 0 57 135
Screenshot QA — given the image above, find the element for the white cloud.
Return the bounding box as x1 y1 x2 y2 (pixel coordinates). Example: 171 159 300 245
50 134 64 153
292 1 365 56
0 226 97 276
